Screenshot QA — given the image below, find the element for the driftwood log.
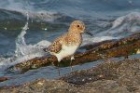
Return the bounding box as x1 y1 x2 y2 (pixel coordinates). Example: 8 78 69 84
8 32 140 73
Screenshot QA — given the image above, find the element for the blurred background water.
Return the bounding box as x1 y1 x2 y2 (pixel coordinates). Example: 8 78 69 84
0 0 140 86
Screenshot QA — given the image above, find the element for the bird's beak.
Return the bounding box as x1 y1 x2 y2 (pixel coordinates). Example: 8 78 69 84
85 30 93 36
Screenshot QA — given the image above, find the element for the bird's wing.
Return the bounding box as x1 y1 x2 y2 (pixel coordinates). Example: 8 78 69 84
45 36 64 53
48 38 62 53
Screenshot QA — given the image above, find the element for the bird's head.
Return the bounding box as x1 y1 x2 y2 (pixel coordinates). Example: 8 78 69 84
69 20 85 34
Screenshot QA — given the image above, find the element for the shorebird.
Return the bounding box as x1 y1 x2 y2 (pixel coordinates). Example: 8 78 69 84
43 20 86 75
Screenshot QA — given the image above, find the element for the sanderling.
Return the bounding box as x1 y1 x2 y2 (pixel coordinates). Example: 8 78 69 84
44 20 86 75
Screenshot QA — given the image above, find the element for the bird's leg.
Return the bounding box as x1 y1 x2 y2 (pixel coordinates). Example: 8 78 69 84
57 61 61 76
70 56 75 72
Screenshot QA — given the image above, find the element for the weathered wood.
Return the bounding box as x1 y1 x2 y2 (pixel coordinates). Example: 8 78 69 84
8 32 140 73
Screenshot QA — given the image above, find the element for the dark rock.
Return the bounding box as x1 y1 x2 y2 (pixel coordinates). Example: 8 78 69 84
0 77 10 82
1 59 140 93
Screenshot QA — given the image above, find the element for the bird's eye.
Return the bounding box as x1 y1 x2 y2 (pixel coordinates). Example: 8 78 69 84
77 25 80 27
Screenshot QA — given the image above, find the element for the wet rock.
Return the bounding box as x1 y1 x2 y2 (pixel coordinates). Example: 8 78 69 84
116 59 140 92
1 59 140 93
0 77 10 82
0 79 72 93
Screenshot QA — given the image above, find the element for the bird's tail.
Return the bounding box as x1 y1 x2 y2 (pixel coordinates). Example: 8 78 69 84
43 47 49 53
43 47 57 57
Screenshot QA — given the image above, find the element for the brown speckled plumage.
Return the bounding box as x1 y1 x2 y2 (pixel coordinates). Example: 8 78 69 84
44 20 85 62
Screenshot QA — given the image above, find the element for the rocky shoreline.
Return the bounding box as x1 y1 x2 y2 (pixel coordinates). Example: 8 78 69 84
0 32 139 93
0 58 140 93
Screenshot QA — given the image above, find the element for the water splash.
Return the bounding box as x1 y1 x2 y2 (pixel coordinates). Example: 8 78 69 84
111 12 140 29
0 12 50 74
15 12 29 57
108 12 140 36
14 12 50 60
